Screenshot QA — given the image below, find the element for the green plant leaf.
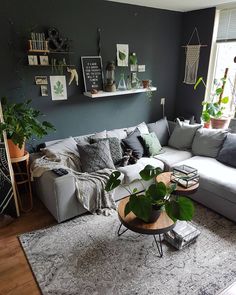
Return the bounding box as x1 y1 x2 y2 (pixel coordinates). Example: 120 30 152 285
215 88 223 95
165 196 194 222
194 77 203 90
129 194 152 222
201 110 211 123
119 51 126 61
221 96 229 104
105 171 121 191
139 165 163 181
124 201 132 217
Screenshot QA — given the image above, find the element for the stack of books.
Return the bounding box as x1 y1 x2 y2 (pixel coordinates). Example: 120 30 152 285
171 165 199 188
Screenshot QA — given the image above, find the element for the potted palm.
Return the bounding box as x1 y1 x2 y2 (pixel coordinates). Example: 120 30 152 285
0 97 55 158
105 165 194 223
194 76 229 129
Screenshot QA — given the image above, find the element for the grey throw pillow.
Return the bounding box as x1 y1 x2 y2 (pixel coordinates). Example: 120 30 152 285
168 121 201 150
147 118 170 146
217 134 236 167
122 128 144 159
77 141 115 173
90 137 123 165
192 128 228 158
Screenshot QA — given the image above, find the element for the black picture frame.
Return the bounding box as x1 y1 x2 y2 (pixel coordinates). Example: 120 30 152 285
81 56 104 92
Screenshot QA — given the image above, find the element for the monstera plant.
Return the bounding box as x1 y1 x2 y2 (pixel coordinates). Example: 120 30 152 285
105 165 194 223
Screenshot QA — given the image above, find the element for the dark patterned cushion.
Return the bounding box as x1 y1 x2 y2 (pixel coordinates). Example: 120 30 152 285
90 137 123 165
77 141 115 173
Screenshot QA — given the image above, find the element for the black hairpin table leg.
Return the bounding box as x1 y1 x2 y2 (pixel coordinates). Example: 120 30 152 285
153 234 163 257
117 223 129 237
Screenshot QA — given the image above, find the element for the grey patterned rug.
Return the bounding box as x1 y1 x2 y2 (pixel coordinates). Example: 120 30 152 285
19 204 236 295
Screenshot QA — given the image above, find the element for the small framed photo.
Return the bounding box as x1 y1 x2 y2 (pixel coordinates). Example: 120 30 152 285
130 64 138 72
28 55 38 65
35 76 48 85
138 65 146 72
40 85 48 96
39 55 49 66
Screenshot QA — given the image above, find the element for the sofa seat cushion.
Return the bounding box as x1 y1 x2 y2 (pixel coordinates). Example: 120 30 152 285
174 156 236 204
153 146 192 171
117 157 164 184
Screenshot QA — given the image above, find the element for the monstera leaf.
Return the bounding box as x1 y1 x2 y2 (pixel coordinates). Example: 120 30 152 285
105 171 121 191
139 165 163 181
165 197 194 222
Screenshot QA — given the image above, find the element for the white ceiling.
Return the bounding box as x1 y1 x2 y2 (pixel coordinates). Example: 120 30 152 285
107 0 236 12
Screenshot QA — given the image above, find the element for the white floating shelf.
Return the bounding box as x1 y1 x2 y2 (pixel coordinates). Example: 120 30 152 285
83 87 157 98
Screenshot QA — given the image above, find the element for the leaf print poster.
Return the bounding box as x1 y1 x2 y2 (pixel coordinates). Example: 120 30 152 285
116 44 129 67
50 76 67 101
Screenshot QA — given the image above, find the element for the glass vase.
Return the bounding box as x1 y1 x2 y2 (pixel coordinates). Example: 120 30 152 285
118 73 127 91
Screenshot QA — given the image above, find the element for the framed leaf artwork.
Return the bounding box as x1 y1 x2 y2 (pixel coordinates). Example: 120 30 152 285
50 76 67 101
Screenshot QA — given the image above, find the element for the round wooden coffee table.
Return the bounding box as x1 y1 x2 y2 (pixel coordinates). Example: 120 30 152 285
156 172 199 195
117 197 175 257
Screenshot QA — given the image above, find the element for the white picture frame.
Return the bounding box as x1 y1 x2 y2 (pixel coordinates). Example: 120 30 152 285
50 76 67 101
116 44 129 67
39 55 49 66
28 55 38 65
40 85 48 96
35 76 48 85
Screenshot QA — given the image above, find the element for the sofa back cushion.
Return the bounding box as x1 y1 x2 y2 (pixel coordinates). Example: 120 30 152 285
168 121 201 150
77 140 115 173
106 128 127 140
192 128 228 158
217 133 236 167
147 117 170 146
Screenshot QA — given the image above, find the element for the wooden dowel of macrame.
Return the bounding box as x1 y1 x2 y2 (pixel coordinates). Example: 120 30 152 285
0 102 20 217
219 67 229 104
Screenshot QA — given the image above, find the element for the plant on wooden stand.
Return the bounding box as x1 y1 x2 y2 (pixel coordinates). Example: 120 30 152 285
105 165 194 223
0 97 55 158
194 72 230 129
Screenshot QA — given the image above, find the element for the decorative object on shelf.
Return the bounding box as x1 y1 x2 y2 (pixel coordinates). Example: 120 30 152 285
129 52 137 72
35 76 48 85
81 56 104 92
118 73 127 91
131 72 140 89
48 27 70 52
40 85 48 96
50 76 67 101
164 220 201 250
104 61 116 92
67 67 78 86
29 32 48 52
183 27 207 85
106 165 194 223
117 44 129 67
39 55 49 66
0 102 19 218
194 71 230 129
126 75 132 90
28 55 38 65
171 165 199 188
142 79 151 88
97 28 101 56
0 97 55 158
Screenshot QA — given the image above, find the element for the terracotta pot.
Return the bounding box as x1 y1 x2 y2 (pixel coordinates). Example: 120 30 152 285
203 122 211 128
146 205 162 223
142 80 150 89
7 139 25 158
210 118 229 129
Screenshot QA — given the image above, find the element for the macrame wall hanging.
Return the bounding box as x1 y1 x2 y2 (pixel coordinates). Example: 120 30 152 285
183 27 207 85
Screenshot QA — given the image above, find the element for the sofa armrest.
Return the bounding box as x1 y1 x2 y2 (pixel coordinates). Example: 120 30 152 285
34 171 86 222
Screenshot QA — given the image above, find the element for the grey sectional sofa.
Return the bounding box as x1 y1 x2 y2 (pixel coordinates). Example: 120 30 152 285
32 120 236 223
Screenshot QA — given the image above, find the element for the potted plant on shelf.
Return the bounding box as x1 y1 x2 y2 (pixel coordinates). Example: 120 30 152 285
194 76 230 129
0 97 55 158
105 165 194 223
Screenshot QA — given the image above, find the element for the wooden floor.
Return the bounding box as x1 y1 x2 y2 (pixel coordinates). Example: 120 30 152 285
0 198 55 295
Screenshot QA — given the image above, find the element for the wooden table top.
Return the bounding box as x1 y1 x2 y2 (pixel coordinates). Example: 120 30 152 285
156 172 199 195
118 197 175 235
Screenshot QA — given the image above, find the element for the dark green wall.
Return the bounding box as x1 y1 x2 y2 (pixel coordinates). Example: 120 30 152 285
0 0 182 142
175 8 216 122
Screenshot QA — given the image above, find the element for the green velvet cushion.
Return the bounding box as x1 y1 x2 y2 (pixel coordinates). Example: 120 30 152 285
141 132 162 156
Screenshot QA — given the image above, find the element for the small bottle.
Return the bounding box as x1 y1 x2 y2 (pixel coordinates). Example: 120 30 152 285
126 75 132 90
